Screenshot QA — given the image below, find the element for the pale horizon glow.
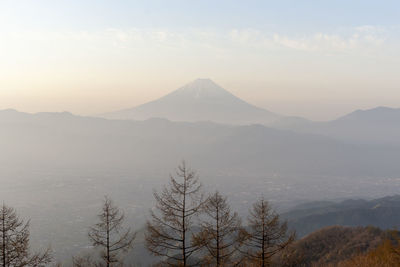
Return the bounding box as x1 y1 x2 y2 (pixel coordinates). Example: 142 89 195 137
1 1 400 120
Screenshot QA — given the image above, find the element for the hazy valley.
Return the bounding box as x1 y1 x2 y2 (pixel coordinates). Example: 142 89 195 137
1 80 400 265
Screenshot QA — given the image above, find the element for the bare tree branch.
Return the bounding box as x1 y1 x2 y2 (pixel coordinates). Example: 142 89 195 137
88 197 136 267
0 203 52 267
145 161 205 267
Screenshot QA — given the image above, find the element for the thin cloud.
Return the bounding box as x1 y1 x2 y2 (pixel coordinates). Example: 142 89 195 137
2 26 388 51
229 27 387 53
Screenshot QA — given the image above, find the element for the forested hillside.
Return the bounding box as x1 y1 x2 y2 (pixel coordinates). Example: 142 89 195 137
283 195 400 237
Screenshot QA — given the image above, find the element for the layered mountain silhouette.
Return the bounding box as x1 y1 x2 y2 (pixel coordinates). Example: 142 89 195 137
102 79 280 124
338 106 400 123
2 109 400 177
101 79 400 145
274 106 400 145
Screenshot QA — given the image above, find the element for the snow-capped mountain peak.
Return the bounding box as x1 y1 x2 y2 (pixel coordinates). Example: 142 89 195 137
102 79 280 124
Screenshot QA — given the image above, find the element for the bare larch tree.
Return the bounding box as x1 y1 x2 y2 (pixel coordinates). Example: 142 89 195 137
145 161 205 266
88 197 136 267
193 191 244 266
0 203 52 267
240 198 295 267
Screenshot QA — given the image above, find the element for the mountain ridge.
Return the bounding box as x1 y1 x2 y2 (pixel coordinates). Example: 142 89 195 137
283 195 400 237
2 109 400 177
273 106 400 145
101 78 280 124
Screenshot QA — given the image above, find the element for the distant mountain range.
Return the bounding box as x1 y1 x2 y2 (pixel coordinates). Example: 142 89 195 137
283 195 400 237
101 78 280 124
275 106 400 145
2 78 400 175
100 78 400 146
2 109 400 177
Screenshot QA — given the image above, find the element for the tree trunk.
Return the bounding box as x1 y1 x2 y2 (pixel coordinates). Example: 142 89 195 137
2 207 6 267
216 205 220 266
106 209 110 267
182 173 187 267
261 202 265 267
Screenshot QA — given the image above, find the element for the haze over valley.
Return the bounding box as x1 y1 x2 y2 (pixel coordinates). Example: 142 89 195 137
2 1 400 266
2 79 400 263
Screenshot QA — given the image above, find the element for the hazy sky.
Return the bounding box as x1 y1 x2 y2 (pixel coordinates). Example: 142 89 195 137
1 0 399 120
